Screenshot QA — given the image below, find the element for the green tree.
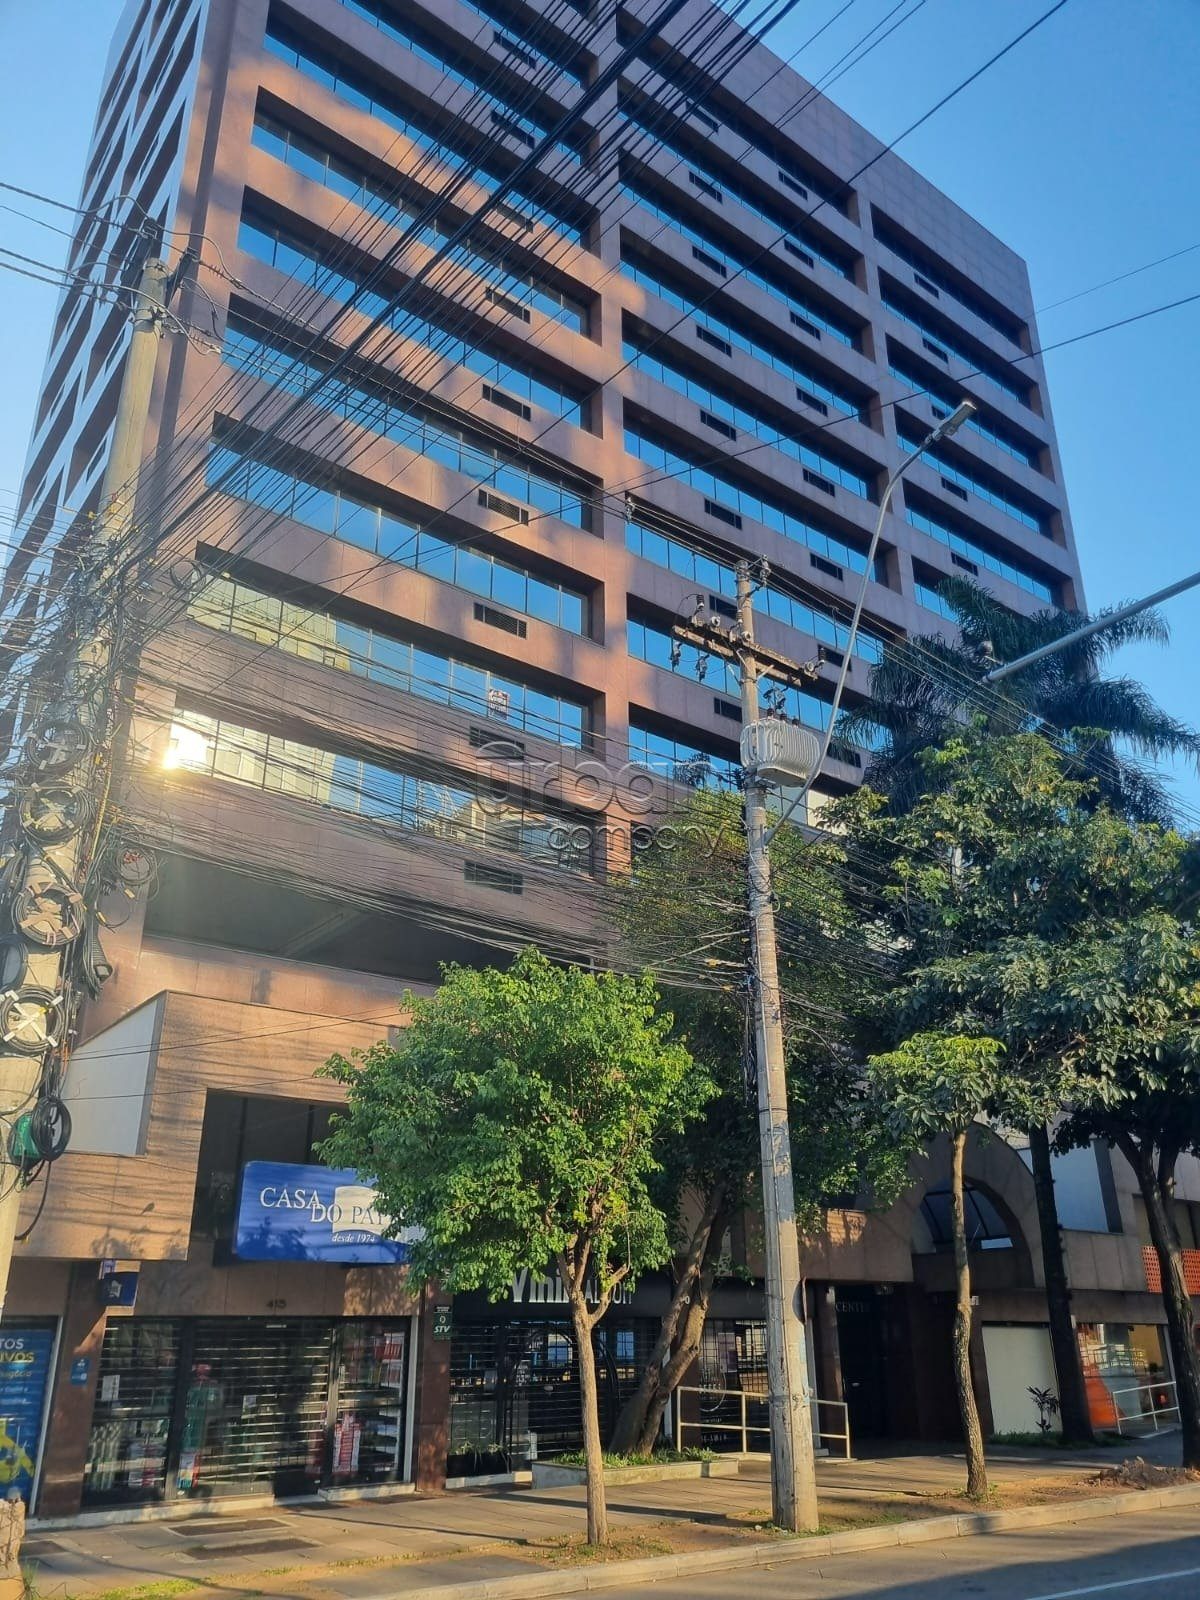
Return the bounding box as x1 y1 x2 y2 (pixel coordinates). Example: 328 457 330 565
321 949 710 1544
867 1033 1009 1500
830 731 1184 1446
839 576 1200 823
1048 913 1200 1467
611 788 903 1453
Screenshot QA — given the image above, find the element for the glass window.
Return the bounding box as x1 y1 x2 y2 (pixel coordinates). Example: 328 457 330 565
447 659 486 711
366 633 410 687
489 561 527 613
336 493 379 550
455 546 493 599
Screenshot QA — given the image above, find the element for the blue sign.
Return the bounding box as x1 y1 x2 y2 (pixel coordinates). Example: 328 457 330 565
99 1271 139 1308
0 1328 54 1502
69 1357 91 1385
234 1161 419 1264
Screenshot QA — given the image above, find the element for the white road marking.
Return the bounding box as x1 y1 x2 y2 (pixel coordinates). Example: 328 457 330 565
1024 1566 1200 1599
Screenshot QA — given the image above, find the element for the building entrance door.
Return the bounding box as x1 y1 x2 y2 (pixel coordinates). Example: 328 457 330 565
835 1287 889 1439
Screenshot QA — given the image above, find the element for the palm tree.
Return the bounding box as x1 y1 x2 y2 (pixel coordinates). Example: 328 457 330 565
840 575 1200 1447
839 576 1200 823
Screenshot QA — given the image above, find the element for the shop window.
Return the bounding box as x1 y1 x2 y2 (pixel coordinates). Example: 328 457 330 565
82 1317 409 1506
83 1319 181 1505
0 1322 57 1504
447 1316 650 1473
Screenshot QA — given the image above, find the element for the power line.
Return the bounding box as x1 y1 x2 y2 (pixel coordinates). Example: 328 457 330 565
108 0 1080 710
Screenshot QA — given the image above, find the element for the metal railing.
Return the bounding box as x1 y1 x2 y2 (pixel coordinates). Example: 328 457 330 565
1110 1378 1181 1436
675 1385 851 1459
812 1396 852 1459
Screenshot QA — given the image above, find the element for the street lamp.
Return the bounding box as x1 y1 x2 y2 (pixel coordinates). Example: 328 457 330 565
766 397 976 841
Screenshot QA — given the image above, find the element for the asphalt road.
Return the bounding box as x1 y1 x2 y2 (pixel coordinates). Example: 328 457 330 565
585 1507 1200 1599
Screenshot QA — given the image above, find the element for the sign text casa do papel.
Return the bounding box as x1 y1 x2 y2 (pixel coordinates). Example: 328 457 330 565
234 1161 421 1263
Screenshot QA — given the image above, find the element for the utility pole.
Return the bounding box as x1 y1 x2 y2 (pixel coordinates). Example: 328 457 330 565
0 257 171 1313
673 558 821 1532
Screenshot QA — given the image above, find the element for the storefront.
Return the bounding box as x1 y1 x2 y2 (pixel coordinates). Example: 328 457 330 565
447 1272 659 1475
445 1273 783 1473
57 1145 425 1509
0 1320 59 1504
82 1314 410 1505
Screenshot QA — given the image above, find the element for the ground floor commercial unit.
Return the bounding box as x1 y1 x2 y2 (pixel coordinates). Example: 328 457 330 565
5 981 1197 1519
4 1259 1180 1518
11 1254 452 1518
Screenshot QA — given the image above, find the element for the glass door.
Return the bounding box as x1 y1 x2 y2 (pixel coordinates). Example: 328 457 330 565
329 1319 408 1484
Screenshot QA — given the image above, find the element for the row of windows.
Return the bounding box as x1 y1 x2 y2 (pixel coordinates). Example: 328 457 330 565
624 425 866 577
220 295 591 527
229 266 580 430
622 104 853 280
882 290 1029 406
342 0 586 84
166 710 592 870
873 218 1023 344
898 424 1045 535
620 177 857 347
624 339 871 499
627 722 739 788
888 359 1039 469
187 572 588 745
628 616 838 735
329 0 582 157
251 114 588 331
206 442 588 632
620 258 859 418
905 502 1055 603
623 519 881 663
913 579 957 622
263 24 587 244
638 53 849 216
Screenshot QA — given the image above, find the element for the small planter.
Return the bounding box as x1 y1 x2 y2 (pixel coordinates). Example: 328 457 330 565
530 1457 740 1489
446 1448 509 1479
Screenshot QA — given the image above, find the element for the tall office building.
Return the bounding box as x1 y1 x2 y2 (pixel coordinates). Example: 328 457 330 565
9 0 1168 1525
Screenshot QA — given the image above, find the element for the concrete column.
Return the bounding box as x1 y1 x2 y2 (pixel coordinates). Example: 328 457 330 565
813 1284 844 1403
412 1286 451 1492
36 1264 108 1518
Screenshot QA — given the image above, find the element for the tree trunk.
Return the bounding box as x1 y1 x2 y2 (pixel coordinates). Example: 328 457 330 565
1121 1135 1200 1468
609 1189 725 1455
633 1209 729 1455
951 1129 988 1500
1027 1123 1094 1445
569 1293 609 1545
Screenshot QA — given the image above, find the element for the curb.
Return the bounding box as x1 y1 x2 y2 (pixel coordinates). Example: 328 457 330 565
376 1480 1200 1600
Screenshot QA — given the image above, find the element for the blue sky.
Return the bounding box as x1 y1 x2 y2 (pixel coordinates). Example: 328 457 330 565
2 0 1198 812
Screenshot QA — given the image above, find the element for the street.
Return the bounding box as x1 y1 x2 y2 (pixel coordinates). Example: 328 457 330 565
572 1507 1200 1599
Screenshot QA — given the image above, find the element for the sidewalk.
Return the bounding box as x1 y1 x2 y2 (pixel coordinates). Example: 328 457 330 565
24 1435 1184 1600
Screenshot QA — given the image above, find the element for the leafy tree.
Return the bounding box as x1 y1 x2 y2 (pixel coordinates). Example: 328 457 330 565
321 949 710 1544
611 788 903 1453
829 731 1184 1445
1049 913 1200 1467
839 576 1200 823
839 583 1200 1431
867 1033 1008 1500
